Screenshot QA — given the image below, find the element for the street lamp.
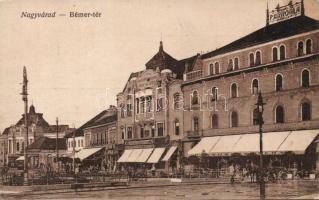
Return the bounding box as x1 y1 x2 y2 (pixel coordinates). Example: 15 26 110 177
255 91 266 199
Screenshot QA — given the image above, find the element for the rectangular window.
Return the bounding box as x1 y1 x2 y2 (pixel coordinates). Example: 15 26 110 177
146 96 152 112
105 131 108 144
151 127 155 137
121 128 125 139
157 123 164 137
127 127 132 139
127 104 132 117
140 127 144 138
140 97 145 113
175 122 180 135
136 98 139 114
81 140 83 147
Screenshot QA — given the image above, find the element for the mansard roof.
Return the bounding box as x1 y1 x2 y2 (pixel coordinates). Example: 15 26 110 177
202 16 319 59
145 41 177 70
15 105 50 127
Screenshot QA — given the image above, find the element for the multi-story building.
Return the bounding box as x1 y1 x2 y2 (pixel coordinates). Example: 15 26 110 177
116 42 186 171
83 105 117 171
64 105 118 171
1 104 72 167
184 1 319 173
116 0 319 174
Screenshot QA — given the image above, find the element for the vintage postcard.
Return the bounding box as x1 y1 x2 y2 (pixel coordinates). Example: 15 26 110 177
0 0 319 199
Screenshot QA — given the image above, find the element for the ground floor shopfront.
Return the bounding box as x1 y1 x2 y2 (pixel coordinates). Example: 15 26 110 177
116 138 182 176
185 129 319 179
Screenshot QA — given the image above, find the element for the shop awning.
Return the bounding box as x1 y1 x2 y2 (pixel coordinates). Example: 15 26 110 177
75 147 103 161
135 148 154 163
188 136 220 156
162 146 177 161
126 149 143 163
147 148 166 163
187 130 318 156
117 149 133 163
277 130 318 154
16 156 24 161
209 135 241 156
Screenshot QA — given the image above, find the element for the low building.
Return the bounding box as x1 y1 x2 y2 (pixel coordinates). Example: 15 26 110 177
27 136 66 171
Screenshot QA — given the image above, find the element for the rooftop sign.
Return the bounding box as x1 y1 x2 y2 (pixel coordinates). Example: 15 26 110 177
269 1 303 25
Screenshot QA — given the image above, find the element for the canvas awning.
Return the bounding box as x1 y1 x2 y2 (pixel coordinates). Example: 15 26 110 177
16 156 24 161
126 149 143 163
188 136 220 156
75 147 103 161
117 149 133 163
135 148 154 163
276 130 318 154
147 148 166 163
209 135 241 156
187 130 318 156
162 146 177 161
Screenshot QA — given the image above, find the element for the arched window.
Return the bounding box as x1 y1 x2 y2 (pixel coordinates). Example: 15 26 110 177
272 47 278 61
175 120 180 135
275 105 284 123
255 51 261 65
228 59 233 71
306 39 312 54
276 74 283 91
174 93 182 110
301 102 311 121
252 79 259 94
231 83 238 98
301 69 310 88
231 111 238 127
193 117 199 132
297 41 304 56
214 62 220 74
234 58 239 70
192 91 199 105
209 63 214 75
253 108 259 125
211 114 218 129
280 45 286 60
249 53 255 67
211 87 218 102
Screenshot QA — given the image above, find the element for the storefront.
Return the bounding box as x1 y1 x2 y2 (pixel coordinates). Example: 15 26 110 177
187 130 319 176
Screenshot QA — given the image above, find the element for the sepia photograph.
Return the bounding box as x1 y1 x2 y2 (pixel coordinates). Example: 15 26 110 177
0 0 319 199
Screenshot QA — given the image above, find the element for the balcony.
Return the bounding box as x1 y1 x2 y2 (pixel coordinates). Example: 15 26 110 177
186 70 202 81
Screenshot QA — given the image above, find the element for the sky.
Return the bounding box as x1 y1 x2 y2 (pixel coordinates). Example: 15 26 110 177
0 0 319 132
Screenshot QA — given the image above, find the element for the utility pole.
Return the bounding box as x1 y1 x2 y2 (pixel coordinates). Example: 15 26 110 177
21 66 29 185
56 117 59 173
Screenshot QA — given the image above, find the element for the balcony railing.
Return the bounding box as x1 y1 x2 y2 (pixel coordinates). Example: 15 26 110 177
186 70 202 81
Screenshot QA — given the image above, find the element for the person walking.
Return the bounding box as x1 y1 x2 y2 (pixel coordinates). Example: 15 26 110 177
229 164 235 184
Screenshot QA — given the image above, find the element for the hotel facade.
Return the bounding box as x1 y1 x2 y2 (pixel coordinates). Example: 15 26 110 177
115 1 319 174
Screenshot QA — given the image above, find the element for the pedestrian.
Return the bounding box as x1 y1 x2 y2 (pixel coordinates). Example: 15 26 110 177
229 164 235 184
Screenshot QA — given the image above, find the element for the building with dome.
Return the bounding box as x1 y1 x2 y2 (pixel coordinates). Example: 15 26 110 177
115 0 319 175
0 104 73 167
